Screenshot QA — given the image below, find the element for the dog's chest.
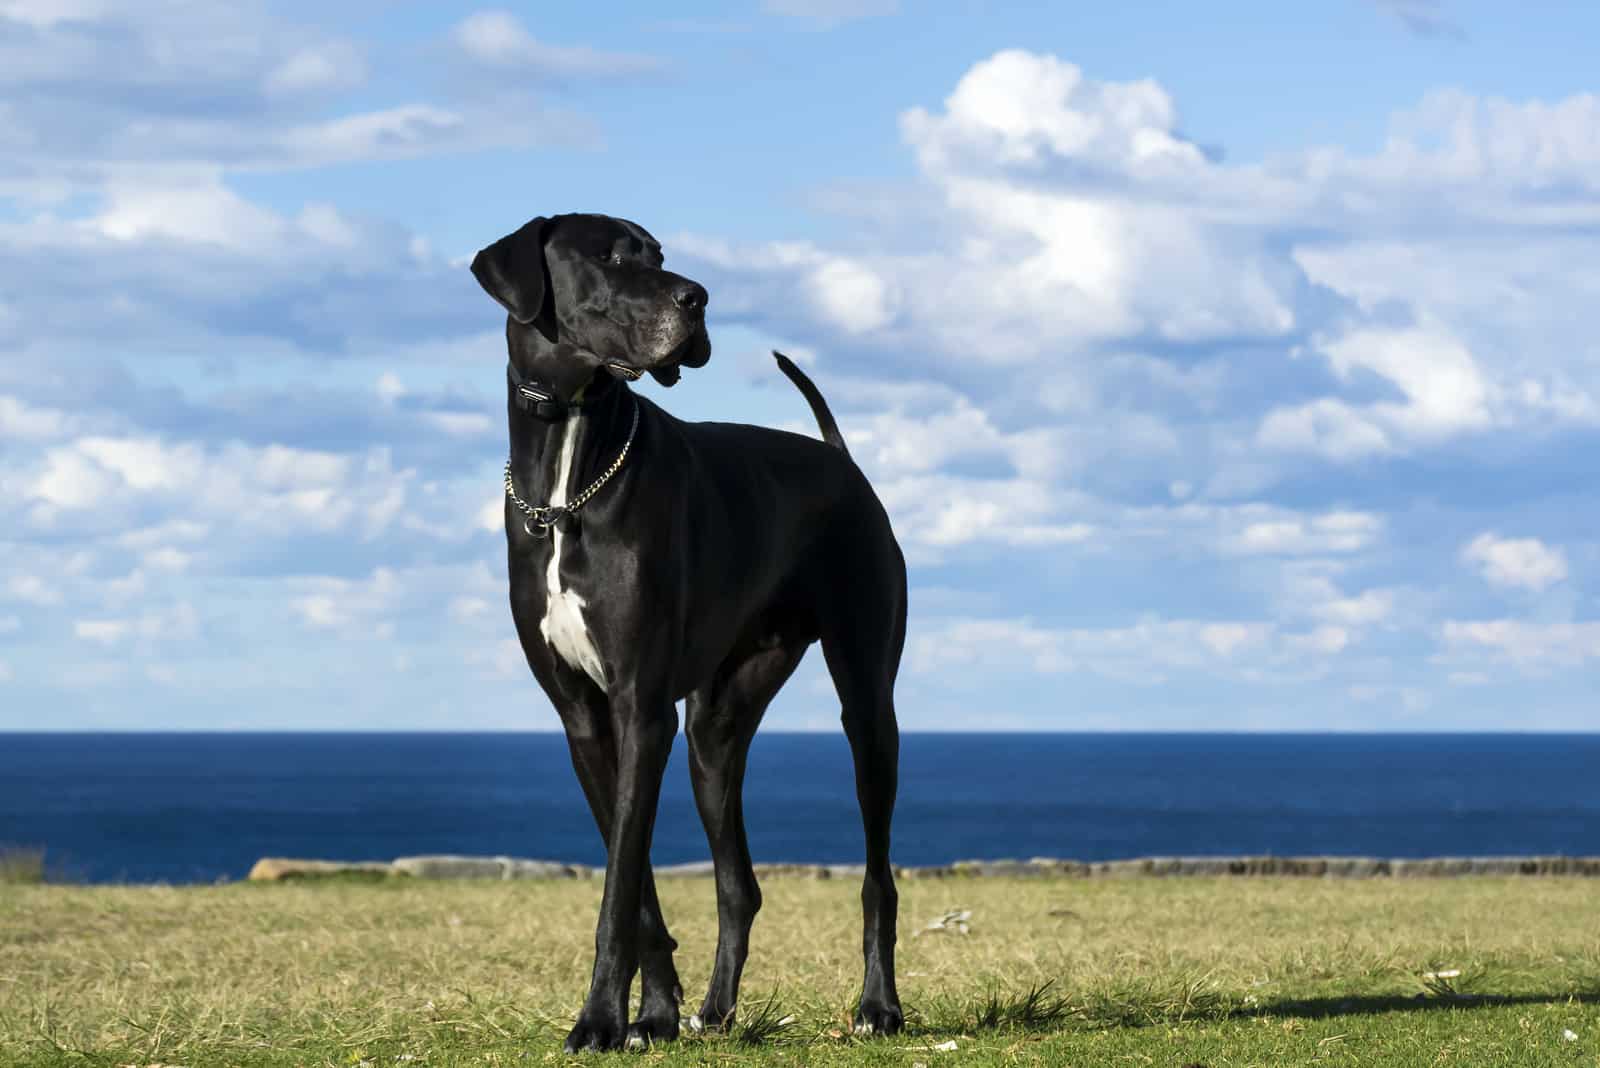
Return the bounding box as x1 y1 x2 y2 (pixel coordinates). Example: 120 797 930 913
539 419 607 687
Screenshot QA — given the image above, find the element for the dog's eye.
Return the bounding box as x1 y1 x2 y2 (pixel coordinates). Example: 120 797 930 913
603 251 624 266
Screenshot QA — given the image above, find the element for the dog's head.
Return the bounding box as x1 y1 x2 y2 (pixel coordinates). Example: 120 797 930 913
471 213 711 388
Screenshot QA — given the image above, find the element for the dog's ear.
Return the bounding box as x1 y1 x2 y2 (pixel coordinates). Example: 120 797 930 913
470 217 550 325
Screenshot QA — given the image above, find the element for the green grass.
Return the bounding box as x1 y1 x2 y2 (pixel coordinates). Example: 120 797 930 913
2 876 1598 1065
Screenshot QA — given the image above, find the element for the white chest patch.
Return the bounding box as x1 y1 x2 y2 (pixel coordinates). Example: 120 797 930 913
539 418 607 687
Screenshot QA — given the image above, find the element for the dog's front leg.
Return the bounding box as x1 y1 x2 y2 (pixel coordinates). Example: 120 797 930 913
562 727 682 1046
564 696 678 1054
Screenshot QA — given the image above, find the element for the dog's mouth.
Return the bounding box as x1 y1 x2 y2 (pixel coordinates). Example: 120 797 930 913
602 330 707 386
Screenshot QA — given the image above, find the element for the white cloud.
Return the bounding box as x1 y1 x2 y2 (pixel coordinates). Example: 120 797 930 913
275 106 477 169
1277 568 1396 628
0 3 581 201
684 56 1300 362
1291 240 1600 425
909 615 1343 684
1461 533 1569 592
451 11 663 78
1222 511 1383 556
807 257 898 333
1198 622 1268 657
142 547 191 573
1288 624 1351 655
0 394 70 440
843 399 1065 480
4 35 1597 731
1316 589 1395 627
0 0 112 26
117 520 211 549
478 497 505 534
263 42 365 96
1257 324 1496 458
21 435 412 539
1322 325 1492 435
6 574 61 606
875 474 1092 559
74 619 129 644
682 51 1600 510
1369 88 1600 191
1441 620 1600 667
448 596 493 624
73 603 197 646
1257 397 1392 459
290 567 400 635
901 51 1205 179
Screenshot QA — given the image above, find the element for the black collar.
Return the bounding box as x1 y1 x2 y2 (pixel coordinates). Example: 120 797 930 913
507 362 614 421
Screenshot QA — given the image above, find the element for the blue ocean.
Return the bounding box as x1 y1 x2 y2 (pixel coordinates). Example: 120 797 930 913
1 732 1596 884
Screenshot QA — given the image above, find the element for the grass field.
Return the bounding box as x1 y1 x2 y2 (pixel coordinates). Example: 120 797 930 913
2 875 1598 1066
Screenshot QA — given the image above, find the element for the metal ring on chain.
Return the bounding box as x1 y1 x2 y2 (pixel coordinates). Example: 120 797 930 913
504 399 640 537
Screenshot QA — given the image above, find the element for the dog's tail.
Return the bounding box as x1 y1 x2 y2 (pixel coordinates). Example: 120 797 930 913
774 351 849 455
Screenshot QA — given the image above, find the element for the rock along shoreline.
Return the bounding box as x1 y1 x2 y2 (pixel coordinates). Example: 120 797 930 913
247 853 1600 882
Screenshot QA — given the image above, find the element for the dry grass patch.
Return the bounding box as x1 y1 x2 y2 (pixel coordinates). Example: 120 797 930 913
1 876 1597 1065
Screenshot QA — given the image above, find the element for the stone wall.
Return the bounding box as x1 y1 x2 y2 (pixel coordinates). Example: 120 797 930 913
246 853 1600 881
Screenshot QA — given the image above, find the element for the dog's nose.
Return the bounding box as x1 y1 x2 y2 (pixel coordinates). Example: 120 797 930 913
673 282 708 313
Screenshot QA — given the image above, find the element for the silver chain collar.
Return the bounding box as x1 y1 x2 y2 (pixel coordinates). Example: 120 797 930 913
503 399 640 538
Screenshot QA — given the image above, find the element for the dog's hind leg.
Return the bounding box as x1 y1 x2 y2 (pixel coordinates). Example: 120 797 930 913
558 700 683 1049
684 640 809 1032
820 552 907 1036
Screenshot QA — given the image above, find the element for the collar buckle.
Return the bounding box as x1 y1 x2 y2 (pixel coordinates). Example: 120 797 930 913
508 364 573 421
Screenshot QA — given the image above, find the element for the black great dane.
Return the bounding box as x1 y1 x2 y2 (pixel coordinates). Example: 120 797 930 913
471 213 907 1052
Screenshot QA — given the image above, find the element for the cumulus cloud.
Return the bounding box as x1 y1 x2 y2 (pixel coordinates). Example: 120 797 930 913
1370 89 1600 192
1319 326 1492 436
900 51 1206 179
1461 533 1569 592
1256 324 1498 458
681 49 1600 486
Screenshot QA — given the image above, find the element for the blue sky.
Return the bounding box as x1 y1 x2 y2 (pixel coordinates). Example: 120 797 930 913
2 0 1597 731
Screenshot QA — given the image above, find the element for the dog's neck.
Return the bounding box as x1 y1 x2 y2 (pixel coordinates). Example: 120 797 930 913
506 365 634 508
513 334 604 394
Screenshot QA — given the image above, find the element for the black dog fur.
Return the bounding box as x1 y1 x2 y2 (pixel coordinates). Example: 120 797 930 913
471 213 907 1052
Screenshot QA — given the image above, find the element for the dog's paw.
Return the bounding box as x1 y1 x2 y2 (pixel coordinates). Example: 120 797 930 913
563 1006 628 1054
689 1003 735 1034
626 1007 680 1048
853 998 904 1036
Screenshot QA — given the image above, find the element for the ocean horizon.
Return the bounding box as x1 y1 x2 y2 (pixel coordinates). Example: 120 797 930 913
3 731 1597 884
